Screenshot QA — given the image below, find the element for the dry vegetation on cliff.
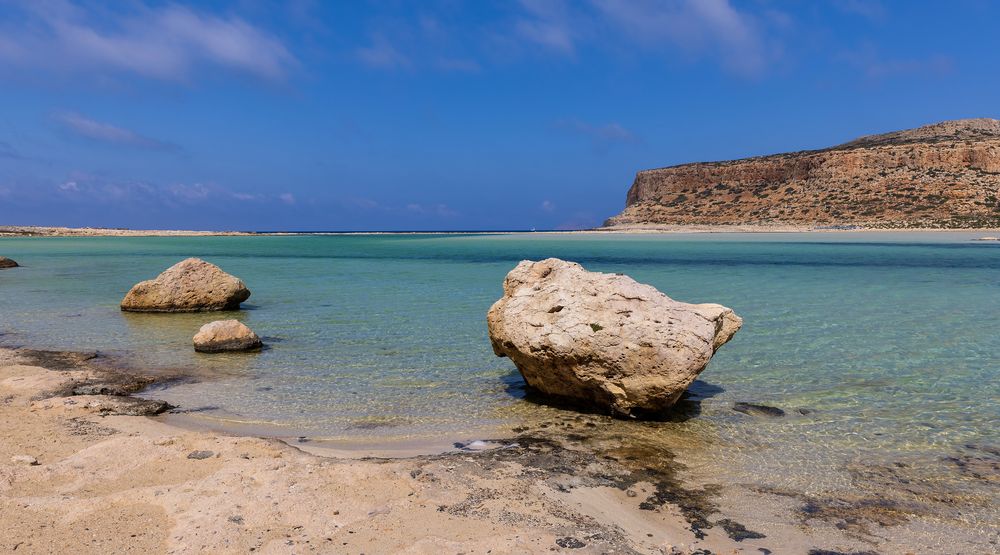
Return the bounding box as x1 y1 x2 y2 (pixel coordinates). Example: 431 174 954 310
605 118 1000 229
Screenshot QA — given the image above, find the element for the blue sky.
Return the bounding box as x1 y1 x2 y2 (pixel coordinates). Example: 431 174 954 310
0 0 997 231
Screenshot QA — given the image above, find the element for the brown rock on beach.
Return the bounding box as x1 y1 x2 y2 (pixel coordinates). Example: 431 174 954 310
0 256 18 269
487 258 742 416
193 319 263 353
120 258 251 312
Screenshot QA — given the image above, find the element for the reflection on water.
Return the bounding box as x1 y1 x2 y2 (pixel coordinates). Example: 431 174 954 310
0 232 998 543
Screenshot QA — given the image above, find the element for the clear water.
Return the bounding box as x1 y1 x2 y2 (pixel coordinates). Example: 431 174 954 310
1 232 998 540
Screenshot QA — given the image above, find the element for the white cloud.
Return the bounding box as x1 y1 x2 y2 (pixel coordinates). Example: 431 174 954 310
53 112 177 150
167 183 210 201
48 175 285 208
514 0 578 54
591 0 772 76
0 1 296 82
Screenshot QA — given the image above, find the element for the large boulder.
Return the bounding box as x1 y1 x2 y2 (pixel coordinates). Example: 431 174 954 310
0 256 18 269
487 258 742 417
193 320 262 353
121 258 251 312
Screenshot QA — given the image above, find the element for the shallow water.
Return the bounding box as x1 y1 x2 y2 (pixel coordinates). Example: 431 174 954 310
1 232 998 542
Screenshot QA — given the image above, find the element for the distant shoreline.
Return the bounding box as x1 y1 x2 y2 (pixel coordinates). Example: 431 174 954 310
2 224 1000 237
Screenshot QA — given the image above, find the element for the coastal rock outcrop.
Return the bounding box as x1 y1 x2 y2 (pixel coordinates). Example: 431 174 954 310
121 258 251 312
604 118 1000 229
487 258 742 416
193 319 262 353
0 256 18 268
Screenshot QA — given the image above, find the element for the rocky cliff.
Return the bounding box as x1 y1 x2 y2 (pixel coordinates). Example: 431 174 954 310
604 119 1000 229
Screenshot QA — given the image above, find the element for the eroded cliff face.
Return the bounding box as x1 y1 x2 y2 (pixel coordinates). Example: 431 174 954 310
605 119 1000 228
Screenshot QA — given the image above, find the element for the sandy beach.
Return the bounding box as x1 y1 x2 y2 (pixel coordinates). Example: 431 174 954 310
0 344 933 555
0 226 256 237
0 346 746 554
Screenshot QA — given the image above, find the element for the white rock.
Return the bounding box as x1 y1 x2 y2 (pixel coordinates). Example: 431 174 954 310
487 258 742 416
193 320 262 353
11 455 39 466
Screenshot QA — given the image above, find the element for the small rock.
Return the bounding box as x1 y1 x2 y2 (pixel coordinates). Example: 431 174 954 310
193 320 262 353
96 397 173 416
228 515 244 524
187 450 215 460
72 383 131 396
0 256 18 269
555 537 586 549
11 455 39 466
36 395 173 416
153 437 176 446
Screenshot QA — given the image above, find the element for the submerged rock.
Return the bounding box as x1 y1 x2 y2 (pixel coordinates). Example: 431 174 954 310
487 258 742 416
0 256 18 268
732 402 786 418
121 258 251 312
193 319 262 353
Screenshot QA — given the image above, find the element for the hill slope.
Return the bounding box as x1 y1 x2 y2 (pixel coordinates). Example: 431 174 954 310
604 119 1000 229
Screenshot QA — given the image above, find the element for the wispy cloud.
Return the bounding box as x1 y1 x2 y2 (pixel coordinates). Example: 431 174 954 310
555 118 639 149
350 0 782 77
434 57 481 72
356 34 412 70
0 140 24 160
53 112 178 151
406 203 457 217
355 28 480 73
0 1 296 82
591 0 774 77
832 0 887 22
44 173 292 208
838 46 954 80
514 0 578 54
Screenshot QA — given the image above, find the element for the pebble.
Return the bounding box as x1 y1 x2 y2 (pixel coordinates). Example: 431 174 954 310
11 455 39 466
187 450 215 460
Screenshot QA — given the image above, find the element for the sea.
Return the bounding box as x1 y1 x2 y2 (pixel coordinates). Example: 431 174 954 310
1 231 997 548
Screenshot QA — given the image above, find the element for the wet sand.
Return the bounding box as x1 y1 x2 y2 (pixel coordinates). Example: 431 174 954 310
1 346 995 554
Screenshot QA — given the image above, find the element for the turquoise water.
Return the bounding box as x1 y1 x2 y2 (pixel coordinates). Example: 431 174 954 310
1 232 998 537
